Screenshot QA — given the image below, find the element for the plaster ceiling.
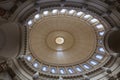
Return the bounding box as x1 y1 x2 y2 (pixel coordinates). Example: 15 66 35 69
29 15 96 65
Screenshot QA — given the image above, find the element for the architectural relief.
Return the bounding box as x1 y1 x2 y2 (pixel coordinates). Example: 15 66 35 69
0 0 120 80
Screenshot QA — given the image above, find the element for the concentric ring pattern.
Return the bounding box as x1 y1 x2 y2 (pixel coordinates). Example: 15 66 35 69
24 8 110 76
29 15 96 65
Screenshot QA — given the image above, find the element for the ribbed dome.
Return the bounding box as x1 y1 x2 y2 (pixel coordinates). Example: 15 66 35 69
24 9 110 77
29 15 96 65
1 0 119 80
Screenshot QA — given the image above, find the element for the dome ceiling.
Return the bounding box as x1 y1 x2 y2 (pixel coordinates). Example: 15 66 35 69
0 0 120 80
29 15 97 65
23 8 111 77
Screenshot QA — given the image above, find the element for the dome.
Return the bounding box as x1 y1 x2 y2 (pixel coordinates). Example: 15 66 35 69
0 0 120 80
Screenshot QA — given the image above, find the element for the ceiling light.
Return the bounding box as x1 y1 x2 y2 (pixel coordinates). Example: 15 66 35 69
96 24 104 29
42 66 47 72
60 69 65 74
90 18 99 23
68 68 74 74
95 54 103 60
68 10 76 15
83 64 91 69
76 11 84 17
33 62 39 68
99 31 105 36
83 14 92 19
34 14 40 20
99 47 105 53
90 60 98 65
75 66 83 72
55 37 64 45
26 55 32 61
52 9 58 14
43 11 49 16
51 68 56 73
27 20 33 26
60 9 67 14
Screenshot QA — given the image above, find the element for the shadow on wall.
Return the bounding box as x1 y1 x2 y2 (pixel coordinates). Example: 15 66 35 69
0 22 20 58
0 72 12 80
108 30 120 53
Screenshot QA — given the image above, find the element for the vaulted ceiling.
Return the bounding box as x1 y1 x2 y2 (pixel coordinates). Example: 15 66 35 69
0 0 120 80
